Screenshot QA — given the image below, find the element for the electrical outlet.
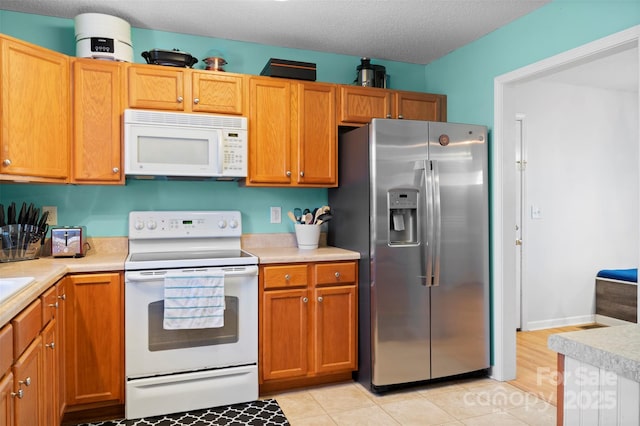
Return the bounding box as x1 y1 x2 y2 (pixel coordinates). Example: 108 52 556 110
270 206 281 224
41 206 58 225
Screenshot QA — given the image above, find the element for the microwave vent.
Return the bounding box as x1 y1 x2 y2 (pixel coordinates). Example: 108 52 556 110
124 109 247 130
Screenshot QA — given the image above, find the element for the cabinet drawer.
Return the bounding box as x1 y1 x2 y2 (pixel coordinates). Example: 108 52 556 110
11 299 42 359
314 262 357 286
0 323 12 375
263 265 308 289
41 285 57 327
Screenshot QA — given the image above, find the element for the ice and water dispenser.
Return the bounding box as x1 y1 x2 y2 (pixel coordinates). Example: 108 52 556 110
388 188 418 245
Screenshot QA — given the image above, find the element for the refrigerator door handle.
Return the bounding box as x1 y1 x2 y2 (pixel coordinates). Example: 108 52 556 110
432 160 442 286
423 160 434 286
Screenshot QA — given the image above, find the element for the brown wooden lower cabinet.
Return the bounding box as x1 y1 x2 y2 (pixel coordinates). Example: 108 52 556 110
42 320 57 425
0 372 14 425
259 260 358 393
64 273 123 411
13 335 44 425
1 273 122 426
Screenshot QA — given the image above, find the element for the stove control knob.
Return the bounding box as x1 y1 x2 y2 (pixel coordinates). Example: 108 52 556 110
134 220 145 230
146 220 157 230
229 219 239 229
218 220 227 229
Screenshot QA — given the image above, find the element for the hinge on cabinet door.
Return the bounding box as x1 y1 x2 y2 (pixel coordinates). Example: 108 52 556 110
515 239 523 246
516 160 527 171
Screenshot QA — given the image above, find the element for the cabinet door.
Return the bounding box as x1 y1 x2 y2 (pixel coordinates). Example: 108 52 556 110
261 289 309 380
65 273 123 407
127 65 186 111
12 336 43 426
41 320 57 425
56 279 67 420
72 59 124 184
0 372 13 426
313 285 357 374
338 86 392 125
248 77 292 184
295 82 337 186
192 71 244 115
0 36 69 181
395 91 447 122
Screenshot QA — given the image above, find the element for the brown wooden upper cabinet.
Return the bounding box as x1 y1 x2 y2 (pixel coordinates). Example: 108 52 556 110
338 85 446 125
126 64 245 115
72 58 124 184
247 76 337 187
0 35 70 182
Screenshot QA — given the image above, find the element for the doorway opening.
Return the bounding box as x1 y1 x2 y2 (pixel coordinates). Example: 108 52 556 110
492 26 640 382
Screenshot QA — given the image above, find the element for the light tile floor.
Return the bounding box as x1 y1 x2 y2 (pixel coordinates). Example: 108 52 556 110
267 378 556 425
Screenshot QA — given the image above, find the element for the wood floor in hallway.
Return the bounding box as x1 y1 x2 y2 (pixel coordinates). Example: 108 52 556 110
509 324 606 406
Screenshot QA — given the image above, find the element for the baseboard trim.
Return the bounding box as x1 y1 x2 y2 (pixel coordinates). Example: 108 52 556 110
525 314 595 331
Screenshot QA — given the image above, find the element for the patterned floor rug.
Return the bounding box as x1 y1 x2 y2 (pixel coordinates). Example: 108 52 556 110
75 399 289 426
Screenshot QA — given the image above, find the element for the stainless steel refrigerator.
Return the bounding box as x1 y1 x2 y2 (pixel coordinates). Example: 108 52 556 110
328 119 490 391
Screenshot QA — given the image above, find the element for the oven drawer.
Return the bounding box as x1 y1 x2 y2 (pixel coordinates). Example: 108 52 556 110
126 365 258 419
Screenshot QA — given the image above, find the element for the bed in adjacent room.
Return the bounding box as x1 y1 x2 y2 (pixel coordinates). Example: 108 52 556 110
595 268 637 324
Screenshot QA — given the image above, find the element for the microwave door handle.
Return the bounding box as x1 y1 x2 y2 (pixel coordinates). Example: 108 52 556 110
217 131 224 174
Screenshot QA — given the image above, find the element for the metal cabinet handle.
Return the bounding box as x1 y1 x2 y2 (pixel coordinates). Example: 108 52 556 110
300 171 304 177
317 296 323 302
302 297 308 303
19 377 31 387
58 294 66 300
194 98 200 104
46 342 55 350
286 171 291 177
284 274 290 280
112 167 119 174
386 114 392 118
177 96 184 103
11 390 23 399
398 114 404 119
2 159 10 167
48 302 58 309
334 272 340 278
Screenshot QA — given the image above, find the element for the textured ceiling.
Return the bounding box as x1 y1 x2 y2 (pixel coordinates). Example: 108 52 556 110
0 0 551 64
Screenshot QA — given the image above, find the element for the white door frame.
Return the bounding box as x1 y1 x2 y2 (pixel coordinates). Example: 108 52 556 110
491 25 640 381
515 114 526 331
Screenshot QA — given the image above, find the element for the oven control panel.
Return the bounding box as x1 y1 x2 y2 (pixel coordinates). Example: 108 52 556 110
128 211 242 239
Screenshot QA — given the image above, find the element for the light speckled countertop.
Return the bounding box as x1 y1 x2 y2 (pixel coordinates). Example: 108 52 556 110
548 324 640 382
1 234 359 327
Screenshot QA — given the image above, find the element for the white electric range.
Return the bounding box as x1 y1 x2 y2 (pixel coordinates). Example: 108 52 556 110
124 210 258 420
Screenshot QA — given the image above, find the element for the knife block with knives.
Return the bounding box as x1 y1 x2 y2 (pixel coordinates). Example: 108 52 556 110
0 202 50 262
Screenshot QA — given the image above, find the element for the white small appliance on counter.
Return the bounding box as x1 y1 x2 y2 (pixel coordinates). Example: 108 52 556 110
74 13 133 62
50 226 88 258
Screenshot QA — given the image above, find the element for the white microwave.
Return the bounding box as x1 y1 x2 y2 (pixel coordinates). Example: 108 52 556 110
124 109 248 180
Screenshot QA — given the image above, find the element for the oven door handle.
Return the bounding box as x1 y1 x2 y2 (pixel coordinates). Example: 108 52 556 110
126 265 258 282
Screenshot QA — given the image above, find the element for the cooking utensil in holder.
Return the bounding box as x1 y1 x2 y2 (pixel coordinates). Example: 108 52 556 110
0 224 45 262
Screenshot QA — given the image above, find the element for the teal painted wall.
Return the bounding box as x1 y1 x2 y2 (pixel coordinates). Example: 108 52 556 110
423 0 640 126
0 9 426 237
0 10 427 90
0 181 325 236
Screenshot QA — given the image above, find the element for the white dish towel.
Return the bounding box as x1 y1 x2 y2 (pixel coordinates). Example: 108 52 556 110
163 271 226 330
